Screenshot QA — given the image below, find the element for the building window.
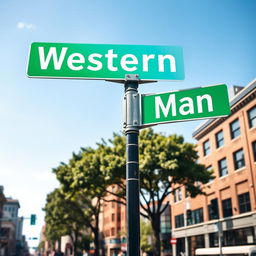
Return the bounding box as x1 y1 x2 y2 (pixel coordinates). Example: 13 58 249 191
194 208 204 224
238 192 251 214
195 235 205 248
223 227 255 246
209 232 219 247
0 228 10 238
247 106 256 128
203 140 210 156
206 165 214 183
222 198 233 217
233 148 245 170
215 130 224 148
218 158 228 177
208 198 219 220
111 228 115 236
161 216 171 233
252 141 256 162
174 188 182 202
190 208 204 225
175 214 184 228
185 185 190 198
111 213 115 222
161 204 171 234
230 119 240 139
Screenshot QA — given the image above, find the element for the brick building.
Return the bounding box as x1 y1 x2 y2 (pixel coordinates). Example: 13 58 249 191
171 79 256 255
0 192 26 256
100 185 126 256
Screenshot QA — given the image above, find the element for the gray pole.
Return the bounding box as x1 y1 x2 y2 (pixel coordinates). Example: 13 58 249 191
124 74 140 256
218 220 223 256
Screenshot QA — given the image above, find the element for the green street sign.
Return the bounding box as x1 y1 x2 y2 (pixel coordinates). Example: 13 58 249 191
141 84 230 126
27 43 184 81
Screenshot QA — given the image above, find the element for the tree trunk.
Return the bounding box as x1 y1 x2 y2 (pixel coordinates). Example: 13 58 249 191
93 227 100 256
58 238 61 251
151 214 161 256
92 199 101 256
73 230 78 256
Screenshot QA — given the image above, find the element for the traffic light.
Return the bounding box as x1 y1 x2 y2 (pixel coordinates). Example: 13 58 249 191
209 199 219 219
30 214 36 225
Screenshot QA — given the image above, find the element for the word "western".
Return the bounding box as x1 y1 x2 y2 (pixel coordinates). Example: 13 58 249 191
38 47 177 73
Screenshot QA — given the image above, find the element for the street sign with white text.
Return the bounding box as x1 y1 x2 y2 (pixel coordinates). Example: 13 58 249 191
141 84 230 126
27 43 184 81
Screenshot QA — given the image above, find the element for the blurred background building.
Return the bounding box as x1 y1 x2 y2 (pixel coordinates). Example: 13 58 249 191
0 186 28 256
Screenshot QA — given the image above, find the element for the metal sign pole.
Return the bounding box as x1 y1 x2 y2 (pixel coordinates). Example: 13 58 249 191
124 74 140 256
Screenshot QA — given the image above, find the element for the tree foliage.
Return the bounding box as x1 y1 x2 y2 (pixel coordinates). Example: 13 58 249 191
44 188 88 255
103 129 212 256
140 219 154 254
45 128 212 256
51 146 119 256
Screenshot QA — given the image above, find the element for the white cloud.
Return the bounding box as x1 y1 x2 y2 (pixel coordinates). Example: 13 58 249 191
17 22 36 30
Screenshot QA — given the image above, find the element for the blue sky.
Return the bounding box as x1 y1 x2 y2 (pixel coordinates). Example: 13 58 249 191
0 0 255 250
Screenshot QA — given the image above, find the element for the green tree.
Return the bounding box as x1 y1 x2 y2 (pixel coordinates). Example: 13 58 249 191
140 219 153 254
50 128 212 256
44 188 88 255
105 129 212 256
53 147 114 256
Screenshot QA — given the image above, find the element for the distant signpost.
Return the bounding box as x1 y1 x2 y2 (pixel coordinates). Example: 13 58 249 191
141 84 230 126
27 43 185 81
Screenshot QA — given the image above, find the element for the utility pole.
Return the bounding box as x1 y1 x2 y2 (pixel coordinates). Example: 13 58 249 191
124 74 140 256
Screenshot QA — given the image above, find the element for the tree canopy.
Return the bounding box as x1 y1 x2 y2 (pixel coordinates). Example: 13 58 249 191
44 128 212 256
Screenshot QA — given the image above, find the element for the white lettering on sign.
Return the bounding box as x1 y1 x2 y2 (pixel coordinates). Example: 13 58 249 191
158 55 176 72
105 49 118 71
37 47 177 73
179 97 194 115
142 54 155 71
87 53 103 71
155 94 176 118
39 47 67 70
67 53 85 71
155 94 214 119
120 54 138 72
197 94 213 113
